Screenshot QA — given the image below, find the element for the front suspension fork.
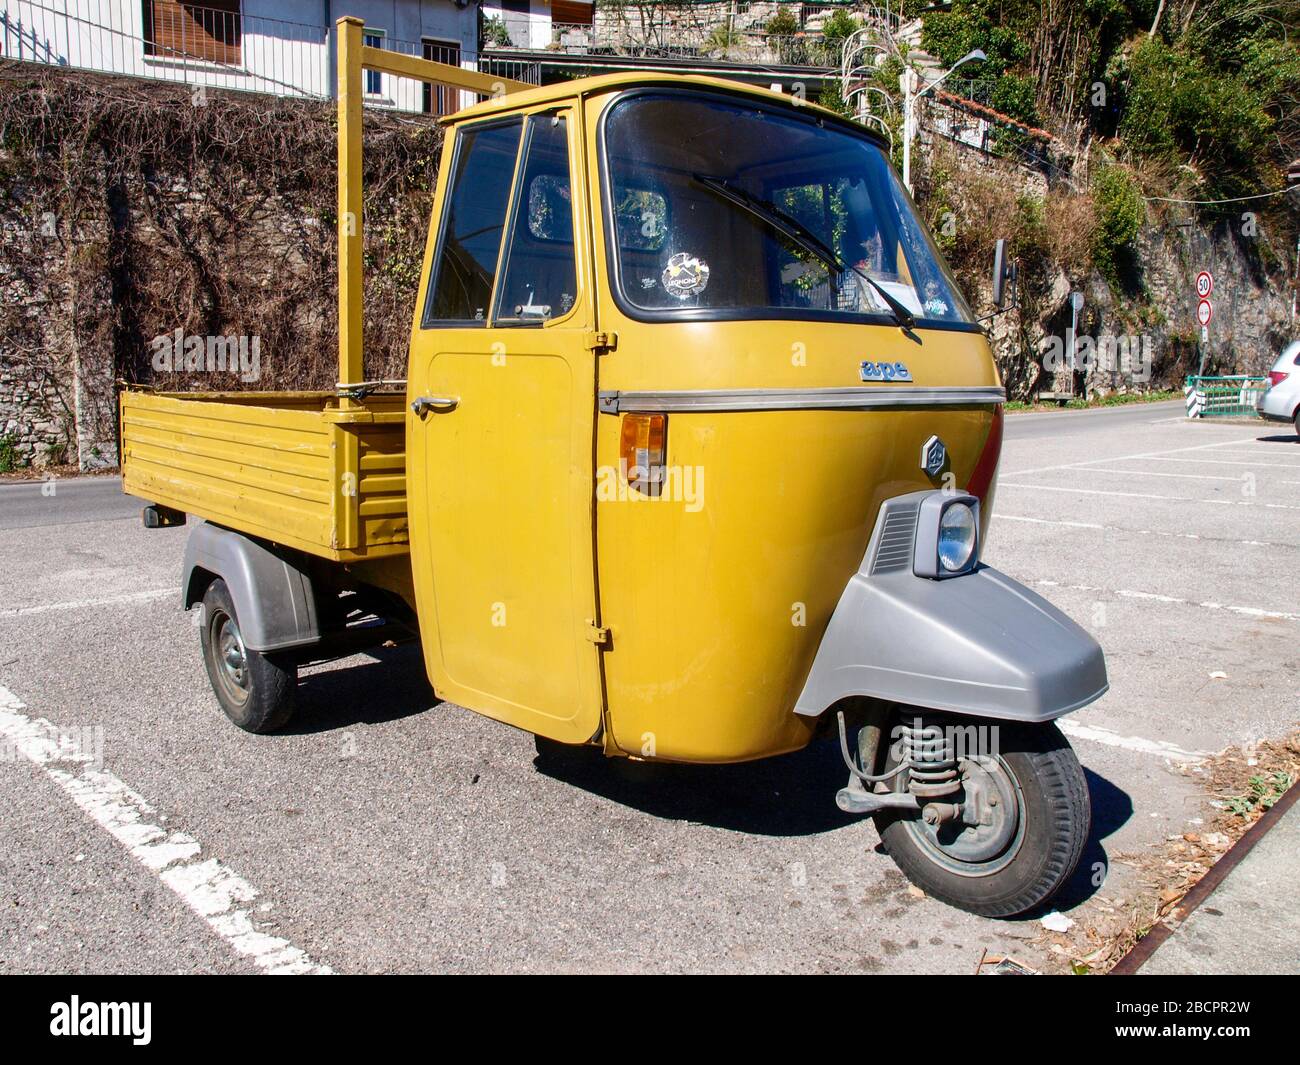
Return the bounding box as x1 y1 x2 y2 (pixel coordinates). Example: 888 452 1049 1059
834 710 997 830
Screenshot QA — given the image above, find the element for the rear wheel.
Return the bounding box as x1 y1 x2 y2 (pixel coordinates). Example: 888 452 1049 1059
199 579 297 734
873 716 1090 918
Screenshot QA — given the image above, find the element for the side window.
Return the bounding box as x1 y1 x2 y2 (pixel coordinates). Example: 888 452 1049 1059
423 119 523 326
493 114 578 324
363 30 385 96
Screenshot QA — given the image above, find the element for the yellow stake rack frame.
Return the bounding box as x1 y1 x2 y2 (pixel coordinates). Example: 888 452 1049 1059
334 15 530 410
117 21 528 563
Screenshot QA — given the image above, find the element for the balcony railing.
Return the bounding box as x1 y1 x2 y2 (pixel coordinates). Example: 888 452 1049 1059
541 22 841 67
0 0 538 112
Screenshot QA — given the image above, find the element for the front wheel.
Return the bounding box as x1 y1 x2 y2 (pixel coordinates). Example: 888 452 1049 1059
873 717 1090 918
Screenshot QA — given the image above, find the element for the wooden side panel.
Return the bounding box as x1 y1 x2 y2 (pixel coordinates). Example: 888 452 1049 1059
356 422 409 548
119 391 409 561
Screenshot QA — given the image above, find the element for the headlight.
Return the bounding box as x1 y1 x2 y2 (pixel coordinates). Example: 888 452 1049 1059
911 492 980 579
937 503 977 572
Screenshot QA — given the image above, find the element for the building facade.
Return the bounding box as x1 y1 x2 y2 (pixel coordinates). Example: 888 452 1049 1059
0 0 495 113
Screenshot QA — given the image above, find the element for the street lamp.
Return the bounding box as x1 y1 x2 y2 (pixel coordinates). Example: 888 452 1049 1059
901 48 985 194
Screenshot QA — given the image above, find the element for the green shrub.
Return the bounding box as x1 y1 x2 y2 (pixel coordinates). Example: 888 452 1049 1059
913 0 1294 210
1091 165 1143 287
0 435 18 473
479 14 512 48
990 74 1039 126
706 24 744 55
816 8 860 63
1118 36 1275 206
821 10 860 46
817 82 852 119
764 9 798 39
920 9 1024 77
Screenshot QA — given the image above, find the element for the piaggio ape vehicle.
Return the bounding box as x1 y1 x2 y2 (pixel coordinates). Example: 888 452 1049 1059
120 18 1108 917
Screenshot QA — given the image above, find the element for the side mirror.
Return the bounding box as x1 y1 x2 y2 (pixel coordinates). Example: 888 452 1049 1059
992 238 1012 309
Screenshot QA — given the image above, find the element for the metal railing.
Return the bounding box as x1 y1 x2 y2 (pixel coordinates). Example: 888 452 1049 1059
551 0 901 68
1185 375 1268 418
0 0 537 111
933 77 1001 110
544 21 840 67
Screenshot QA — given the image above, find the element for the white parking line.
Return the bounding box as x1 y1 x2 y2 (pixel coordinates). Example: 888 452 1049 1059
1143 456 1300 469
994 514 1103 530
1057 719 1209 762
0 588 179 618
1205 448 1300 457
992 513 1293 550
1029 579 1300 622
1070 467 1244 482
0 682 332 975
999 483 1300 510
1004 436 1265 478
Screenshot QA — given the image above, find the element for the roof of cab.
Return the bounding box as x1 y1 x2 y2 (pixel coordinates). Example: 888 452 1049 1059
443 71 885 144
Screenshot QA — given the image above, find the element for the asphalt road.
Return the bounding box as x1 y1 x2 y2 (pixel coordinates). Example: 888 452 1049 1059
0 474 139 530
1 400 1297 974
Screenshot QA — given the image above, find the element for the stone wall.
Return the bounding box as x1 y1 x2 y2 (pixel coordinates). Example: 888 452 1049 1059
0 360 75 469
0 198 117 470
0 62 442 472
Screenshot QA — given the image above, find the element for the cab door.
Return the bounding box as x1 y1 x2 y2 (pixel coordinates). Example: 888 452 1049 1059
406 108 604 743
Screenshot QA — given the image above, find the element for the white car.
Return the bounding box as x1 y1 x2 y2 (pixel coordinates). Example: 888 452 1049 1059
1257 339 1300 433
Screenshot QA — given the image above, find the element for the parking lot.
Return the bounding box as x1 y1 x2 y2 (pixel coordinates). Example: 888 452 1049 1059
1 399 1297 974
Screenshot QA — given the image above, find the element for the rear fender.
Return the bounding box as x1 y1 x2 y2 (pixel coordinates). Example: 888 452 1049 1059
181 523 321 652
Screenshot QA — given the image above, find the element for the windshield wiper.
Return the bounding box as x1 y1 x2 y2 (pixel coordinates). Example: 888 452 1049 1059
691 173 915 329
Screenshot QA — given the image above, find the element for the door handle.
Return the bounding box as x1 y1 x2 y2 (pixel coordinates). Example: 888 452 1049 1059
411 395 459 417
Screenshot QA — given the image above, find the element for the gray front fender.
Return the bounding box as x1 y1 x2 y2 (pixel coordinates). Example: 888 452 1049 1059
181 523 321 652
795 508 1108 722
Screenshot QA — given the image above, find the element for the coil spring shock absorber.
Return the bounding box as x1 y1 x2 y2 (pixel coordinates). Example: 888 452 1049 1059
899 718 962 824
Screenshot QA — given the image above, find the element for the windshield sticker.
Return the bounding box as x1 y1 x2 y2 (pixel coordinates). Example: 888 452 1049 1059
662 253 710 299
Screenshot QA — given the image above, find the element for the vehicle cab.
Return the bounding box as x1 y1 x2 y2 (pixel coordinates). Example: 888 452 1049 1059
408 74 1021 760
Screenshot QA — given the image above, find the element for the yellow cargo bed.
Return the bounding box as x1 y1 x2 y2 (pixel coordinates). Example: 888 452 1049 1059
120 390 408 561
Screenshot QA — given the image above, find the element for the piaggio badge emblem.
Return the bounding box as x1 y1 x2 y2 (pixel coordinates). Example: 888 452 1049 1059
920 435 947 477
860 361 912 382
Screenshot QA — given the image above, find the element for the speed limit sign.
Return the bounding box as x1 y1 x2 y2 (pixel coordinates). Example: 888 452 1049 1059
1196 270 1213 298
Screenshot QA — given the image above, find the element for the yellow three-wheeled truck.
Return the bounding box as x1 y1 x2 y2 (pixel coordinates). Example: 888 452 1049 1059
120 17 1108 916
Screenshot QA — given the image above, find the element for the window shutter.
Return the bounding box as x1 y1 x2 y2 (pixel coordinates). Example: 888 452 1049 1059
144 0 242 65
551 1 594 26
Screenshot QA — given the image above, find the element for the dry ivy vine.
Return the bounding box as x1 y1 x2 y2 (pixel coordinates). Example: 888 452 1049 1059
0 62 442 395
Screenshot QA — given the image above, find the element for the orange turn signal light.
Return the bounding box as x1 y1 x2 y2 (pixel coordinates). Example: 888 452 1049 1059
619 413 666 497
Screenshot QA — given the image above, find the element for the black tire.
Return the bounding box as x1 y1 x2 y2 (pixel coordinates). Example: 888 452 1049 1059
874 718 1090 918
199 579 297 734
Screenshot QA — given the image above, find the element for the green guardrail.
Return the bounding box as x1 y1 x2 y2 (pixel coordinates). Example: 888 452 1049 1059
1184 375 1268 418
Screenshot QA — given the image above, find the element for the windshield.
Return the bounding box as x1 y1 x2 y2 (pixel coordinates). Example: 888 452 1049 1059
602 92 975 327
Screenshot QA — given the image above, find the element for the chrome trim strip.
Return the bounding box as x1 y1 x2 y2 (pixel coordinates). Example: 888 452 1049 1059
597 386 1006 414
